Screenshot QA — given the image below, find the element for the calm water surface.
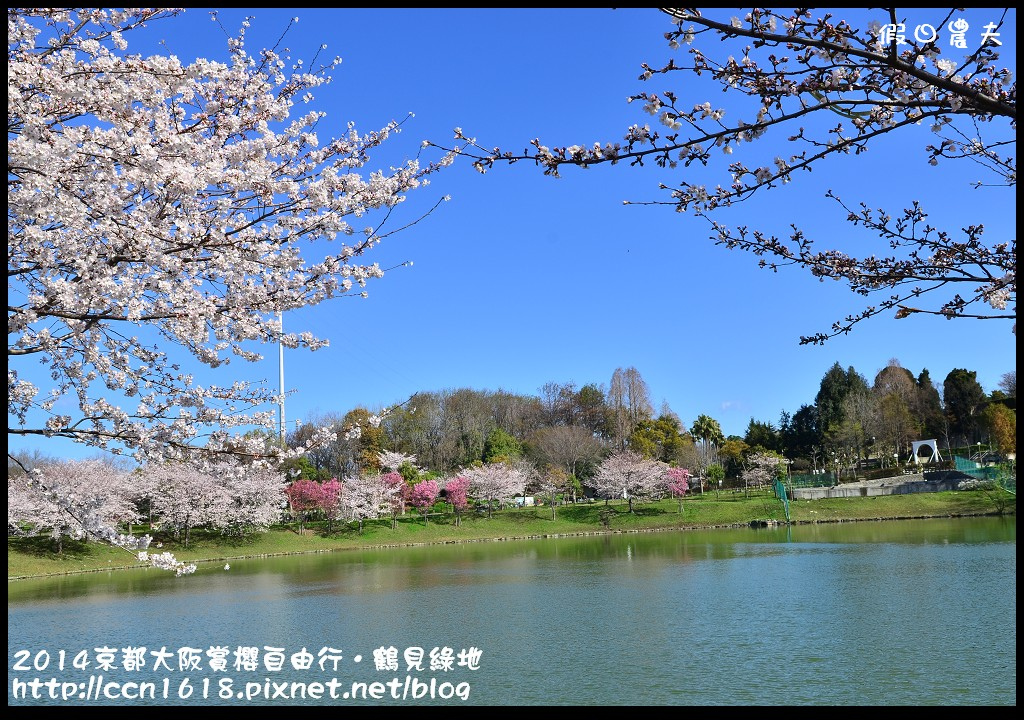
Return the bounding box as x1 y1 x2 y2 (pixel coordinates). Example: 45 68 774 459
8 517 1016 706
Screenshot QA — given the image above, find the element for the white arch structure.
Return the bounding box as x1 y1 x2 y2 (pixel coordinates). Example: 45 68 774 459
911 439 942 465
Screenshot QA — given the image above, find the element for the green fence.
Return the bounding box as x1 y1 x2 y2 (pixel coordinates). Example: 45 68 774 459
788 472 836 489
953 455 1016 494
773 479 790 522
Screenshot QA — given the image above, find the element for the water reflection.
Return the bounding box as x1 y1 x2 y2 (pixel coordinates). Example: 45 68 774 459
9 517 1017 604
8 517 1015 706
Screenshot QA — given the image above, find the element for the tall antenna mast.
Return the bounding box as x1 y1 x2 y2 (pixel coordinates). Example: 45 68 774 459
278 310 286 446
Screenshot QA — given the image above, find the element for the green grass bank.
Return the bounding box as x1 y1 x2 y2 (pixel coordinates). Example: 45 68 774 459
8 488 1015 580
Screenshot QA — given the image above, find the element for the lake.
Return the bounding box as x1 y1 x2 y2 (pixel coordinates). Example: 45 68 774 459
7 516 1016 706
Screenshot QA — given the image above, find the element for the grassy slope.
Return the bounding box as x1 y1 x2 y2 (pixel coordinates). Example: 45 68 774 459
8 489 1016 579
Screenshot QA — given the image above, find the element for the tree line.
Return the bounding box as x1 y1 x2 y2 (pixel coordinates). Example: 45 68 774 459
279 362 1016 487
10 8 1014 476
10 360 1011 562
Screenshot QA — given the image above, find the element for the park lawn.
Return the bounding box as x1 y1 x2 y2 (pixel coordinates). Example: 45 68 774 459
8 488 1015 579
786 488 1016 522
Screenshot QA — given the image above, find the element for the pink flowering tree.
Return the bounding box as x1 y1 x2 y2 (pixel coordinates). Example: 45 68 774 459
284 478 323 534
665 467 691 514
443 475 471 527
317 478 344 535
8 474 48 537
7 8 465 470
438 8 1015 342
461 463 528 518
406 479 440 525
592 451 669 513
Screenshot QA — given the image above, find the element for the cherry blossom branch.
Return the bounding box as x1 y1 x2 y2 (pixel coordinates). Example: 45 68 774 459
425 7 1015 343
8 9 468 463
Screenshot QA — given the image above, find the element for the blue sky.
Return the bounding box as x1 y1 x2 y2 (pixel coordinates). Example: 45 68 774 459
9 8 1017 460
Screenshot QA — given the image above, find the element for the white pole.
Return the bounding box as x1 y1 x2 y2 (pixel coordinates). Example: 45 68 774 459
278 310 285 446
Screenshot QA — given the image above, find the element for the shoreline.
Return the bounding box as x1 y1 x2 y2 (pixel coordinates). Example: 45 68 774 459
8 507 1011 581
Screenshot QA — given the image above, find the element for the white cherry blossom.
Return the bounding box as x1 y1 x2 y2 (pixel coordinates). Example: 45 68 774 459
8 9 466 466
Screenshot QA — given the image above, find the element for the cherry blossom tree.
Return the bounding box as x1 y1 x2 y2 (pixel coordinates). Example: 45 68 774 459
438 8 1015 343
381 471 406 529
8 9 463 467
217 465 288 535
406 479 440 525
148 463 233 547
141 460 287 541
666 466 691 513
377 450 419 474
341 473 397 533
535 466 570 520
8 458 138 553
123 467 161 532
130 462 286 540
8 474 46 536
461 462 528 518
443 475 471 526
592 450 669 513
8 457 196 574
741 451 786 498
